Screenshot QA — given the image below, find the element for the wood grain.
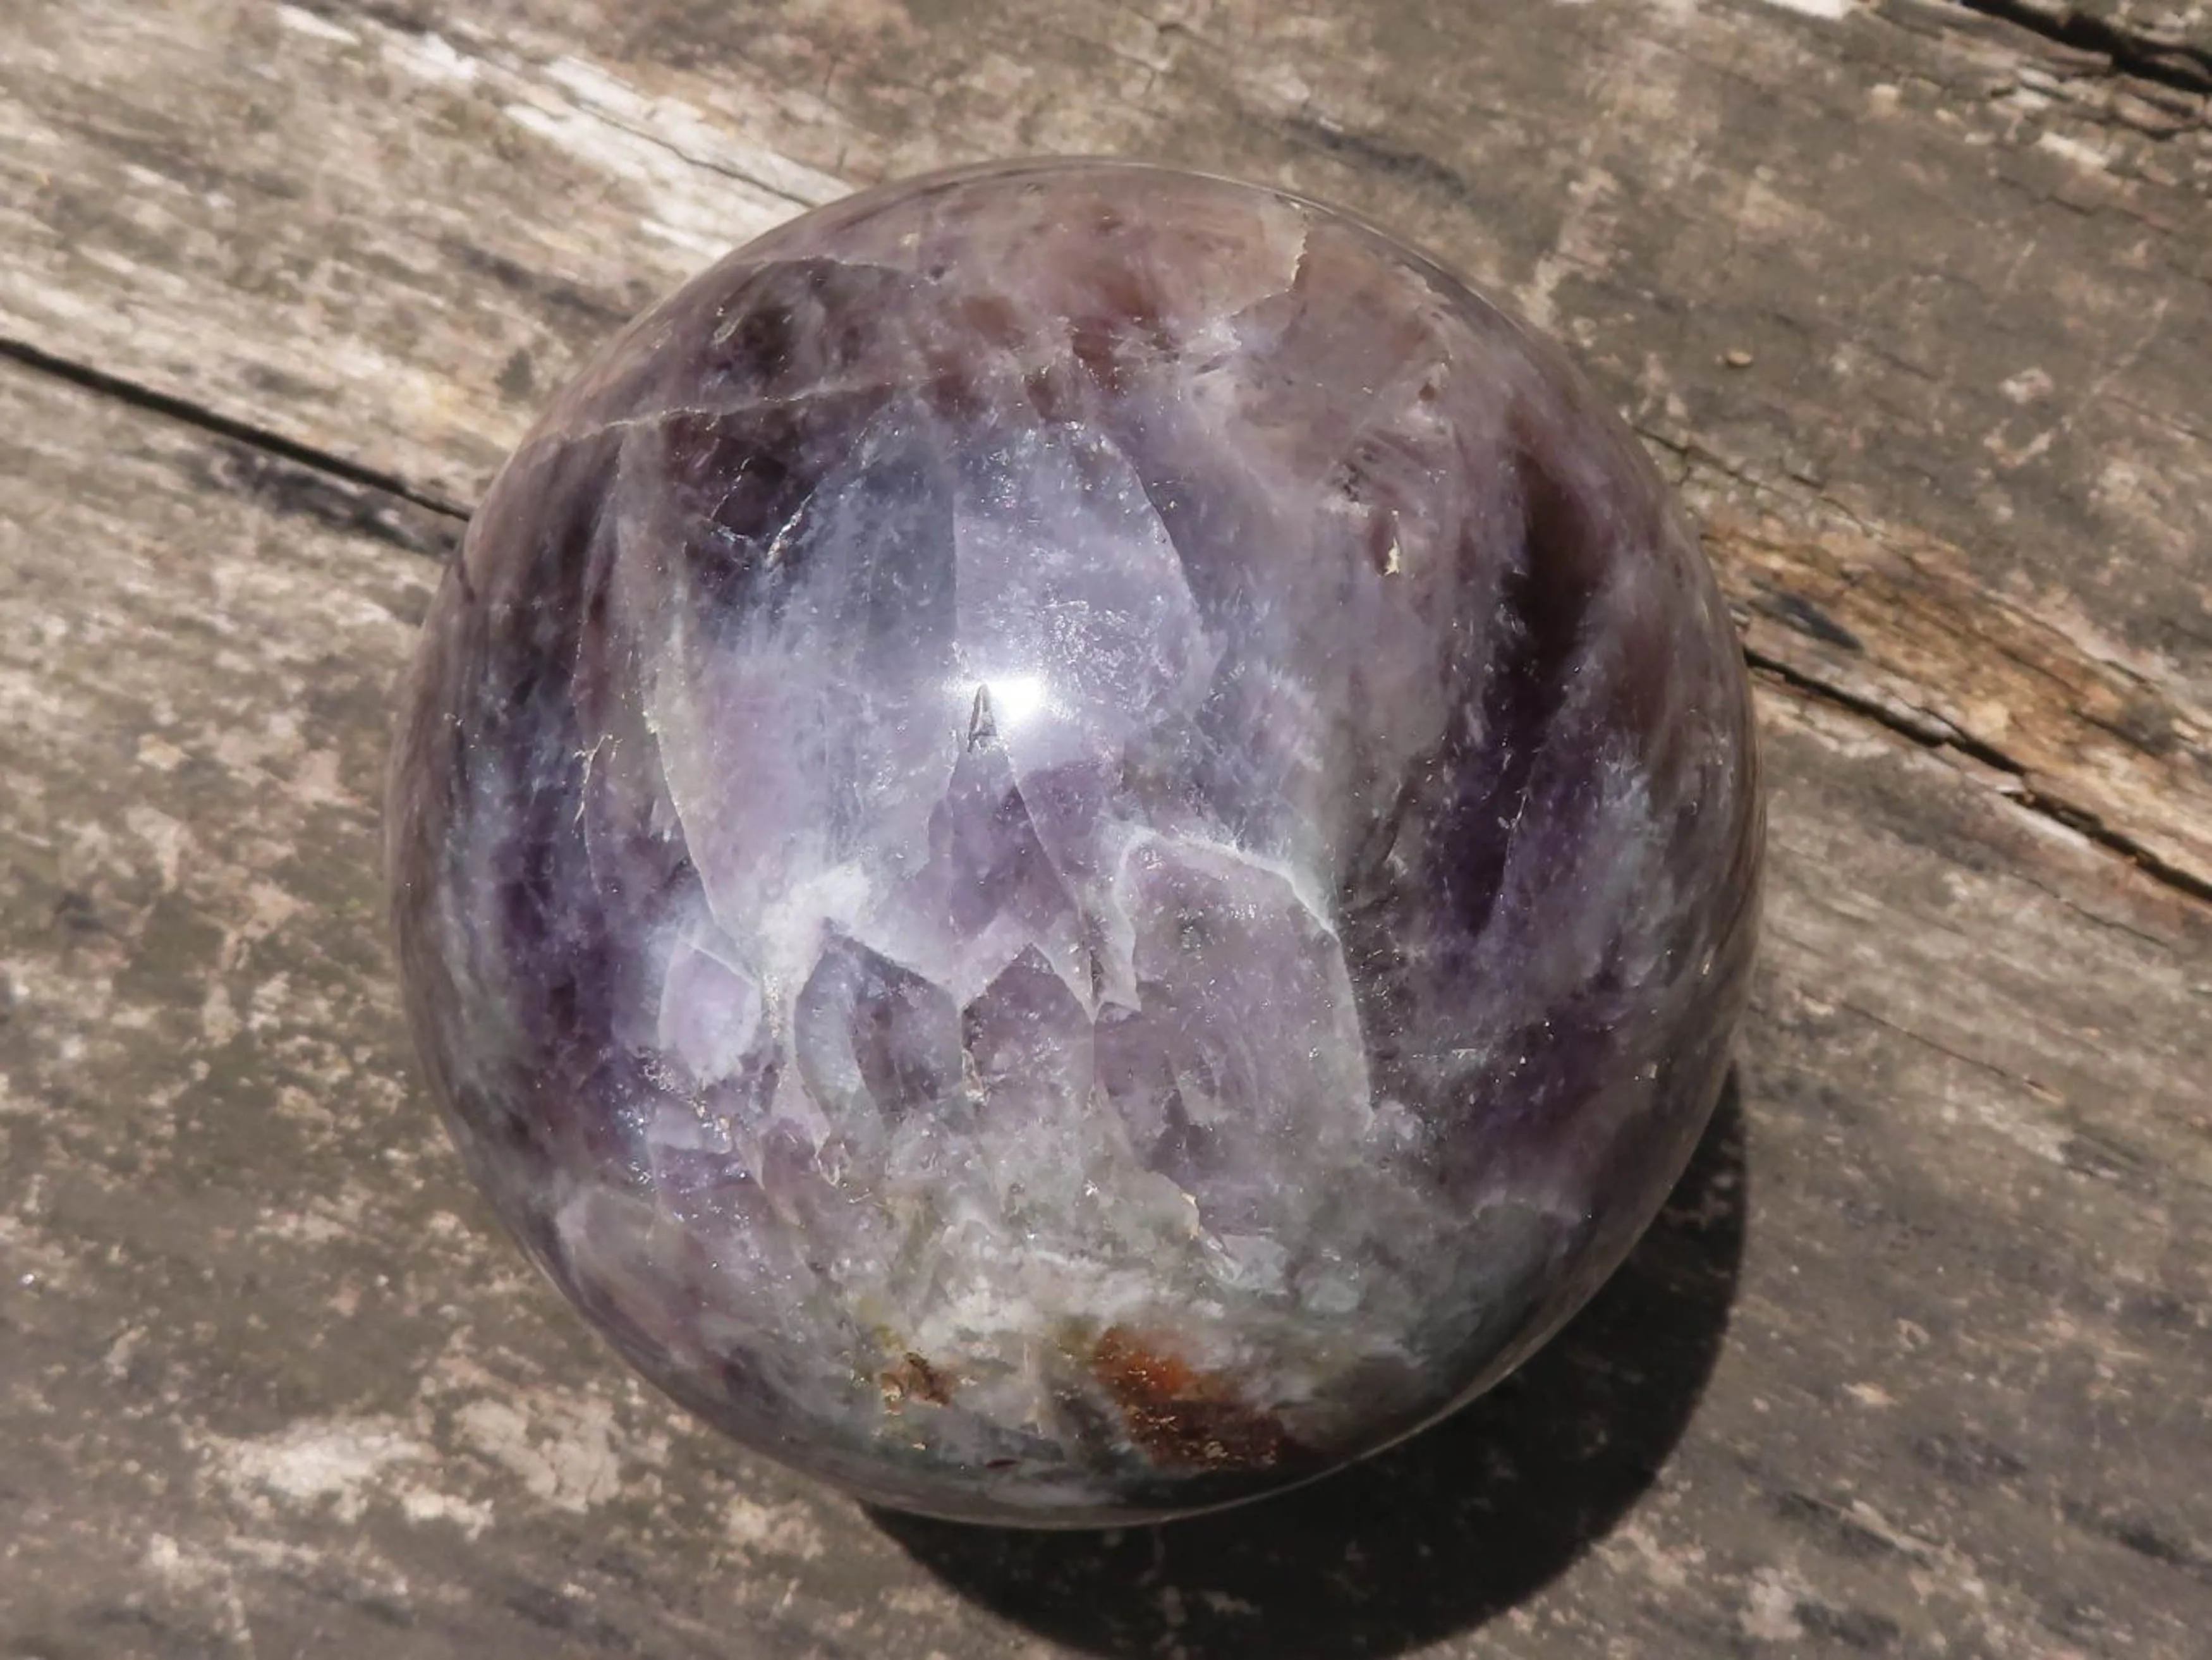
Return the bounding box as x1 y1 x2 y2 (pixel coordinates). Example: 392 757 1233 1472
2 0 2209 1654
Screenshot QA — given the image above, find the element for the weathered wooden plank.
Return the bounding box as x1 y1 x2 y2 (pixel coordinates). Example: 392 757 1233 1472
4 0 2210 1653
3 357 2208 1656
4 0 2208 901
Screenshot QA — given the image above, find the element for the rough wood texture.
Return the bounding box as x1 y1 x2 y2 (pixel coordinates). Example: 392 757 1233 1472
2 1 2208 1656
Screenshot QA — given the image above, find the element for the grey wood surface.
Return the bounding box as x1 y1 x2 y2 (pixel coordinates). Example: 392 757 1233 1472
1 2 2208 1656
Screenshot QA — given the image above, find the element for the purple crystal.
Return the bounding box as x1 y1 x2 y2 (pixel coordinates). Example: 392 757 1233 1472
386 160 1761 1525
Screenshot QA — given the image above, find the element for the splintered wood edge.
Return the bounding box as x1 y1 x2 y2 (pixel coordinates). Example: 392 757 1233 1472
1703 508 2212 901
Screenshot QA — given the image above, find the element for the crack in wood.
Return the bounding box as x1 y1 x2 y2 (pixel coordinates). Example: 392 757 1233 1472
1280 115 1488 206
0 337 471 523
1748 647 2212 906
1948 0 2212 94
4 330 2205 913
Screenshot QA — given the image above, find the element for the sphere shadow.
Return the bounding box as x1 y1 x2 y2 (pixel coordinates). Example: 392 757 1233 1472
875 1075 1748 1659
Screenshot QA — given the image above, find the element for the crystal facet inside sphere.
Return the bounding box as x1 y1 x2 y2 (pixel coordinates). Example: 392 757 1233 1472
387 159 1761 1526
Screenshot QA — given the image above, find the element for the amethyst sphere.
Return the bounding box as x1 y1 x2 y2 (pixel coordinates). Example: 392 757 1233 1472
387 159 1760 1525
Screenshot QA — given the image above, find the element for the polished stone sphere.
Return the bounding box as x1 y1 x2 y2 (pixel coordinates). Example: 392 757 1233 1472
387 159 1761 1525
